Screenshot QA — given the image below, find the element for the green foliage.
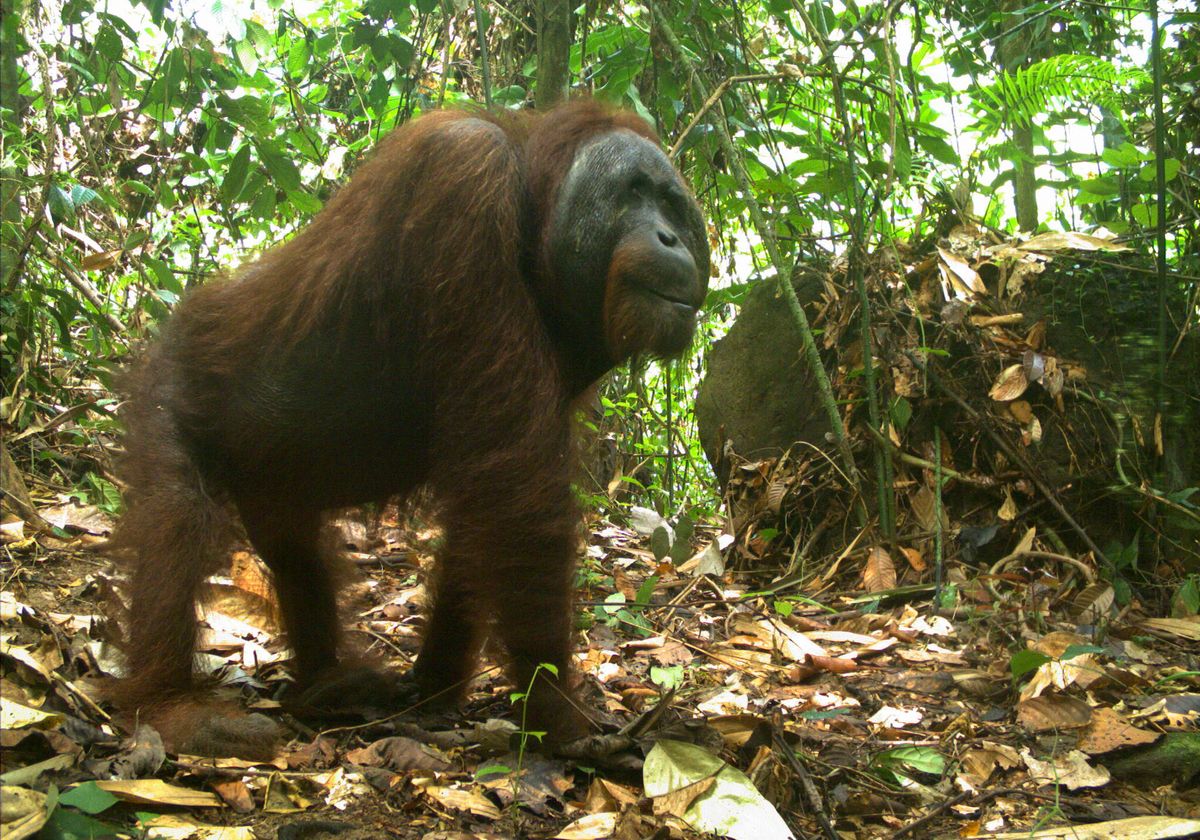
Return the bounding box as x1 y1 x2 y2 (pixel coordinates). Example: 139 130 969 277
974 55 1144 133
2 0 1194 523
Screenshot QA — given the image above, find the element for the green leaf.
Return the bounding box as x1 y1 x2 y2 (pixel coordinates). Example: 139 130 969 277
650 664 684 690
1100 142 1141 167
96 25 123 61
58 781 119 815
1010 649 1051 681
143 256 182 294
257 141 301 192
1061 644 1104 661
1080 176 1120 196
218 93 271 132
650 525 671 562
222 144 252 203
70 184 98 208
635 574 659 607
250 186 277 220
245 19 273 52
914 134 959 165
1138 158 1181 182
1131 203 1158 227
233 37 259 77
288 189 323 215
890 397 912 430
48 185 74 222
872 746 946 776
287 39 311 79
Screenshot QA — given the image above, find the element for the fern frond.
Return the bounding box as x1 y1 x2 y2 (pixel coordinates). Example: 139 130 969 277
976 54 1145 130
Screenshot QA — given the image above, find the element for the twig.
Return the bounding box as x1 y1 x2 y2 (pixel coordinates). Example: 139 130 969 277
472 0 492 107
2 46 56 294
667 72 788 160
864 424 998 487
990 549 1097 584
773 723 838 840
56 255 126 333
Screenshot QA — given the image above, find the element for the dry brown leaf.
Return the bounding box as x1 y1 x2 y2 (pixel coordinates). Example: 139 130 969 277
988 816 1200 839
765 477 787 515
555 813 619 840
738 616 825 661
910 485 946 532
998 490 1018 521
210 780 255 813
989 364 1029 401
1072 583 1115 624
1009 400 1034 423
1020 749 1110 790
1011 526 1037 556
1076 708 1159 754
959 742 1021 787
863 546 897 592
1016 694 1092 732
1023 414 1042 445
937 246 987 295
230 551 274 601
1025 319 1046 349
582 778 639 813
900 546 926 572
1140 617 1200 640
420 784 502 820
79 249 124 271
1018 231 1130 252
91 780 222 808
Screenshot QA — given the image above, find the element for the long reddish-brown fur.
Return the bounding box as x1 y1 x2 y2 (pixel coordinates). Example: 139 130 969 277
109 99 704 758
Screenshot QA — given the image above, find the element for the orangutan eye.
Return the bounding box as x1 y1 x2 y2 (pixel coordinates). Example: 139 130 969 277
628 173 652 197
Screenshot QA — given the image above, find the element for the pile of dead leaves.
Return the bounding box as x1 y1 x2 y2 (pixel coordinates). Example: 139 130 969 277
1 495 1198 838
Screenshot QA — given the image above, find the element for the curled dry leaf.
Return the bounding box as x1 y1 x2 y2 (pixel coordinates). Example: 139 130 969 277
998 490 1019 521
937 246 987 296
900 546 926 572
863 546 897 592
989 364 1029 401
1072 583 1115 624
1021 414 1043 446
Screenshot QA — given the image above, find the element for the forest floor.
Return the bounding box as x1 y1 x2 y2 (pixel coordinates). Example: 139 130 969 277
1 498 1198 840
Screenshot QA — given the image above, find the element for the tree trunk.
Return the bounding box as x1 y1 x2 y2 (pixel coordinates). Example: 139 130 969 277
1000 0 1040 232
1 0 27 280
534 0 571 109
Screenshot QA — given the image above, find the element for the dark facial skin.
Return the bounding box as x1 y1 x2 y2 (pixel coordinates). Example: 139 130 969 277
547 129 709 375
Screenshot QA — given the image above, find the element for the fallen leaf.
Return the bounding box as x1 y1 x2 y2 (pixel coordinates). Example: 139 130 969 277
987 816 1200 839
555 812 619 839
420 784 502 820
1020 749 1109 790
989 364 1029 401
938 247 987 295
644 740 793 840
91 779 222 808
1017 231 1130 252
1076 708 1159 754
1017 695 1092 732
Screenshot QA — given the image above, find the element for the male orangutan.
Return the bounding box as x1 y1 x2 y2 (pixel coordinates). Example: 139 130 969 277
110 98 709 759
